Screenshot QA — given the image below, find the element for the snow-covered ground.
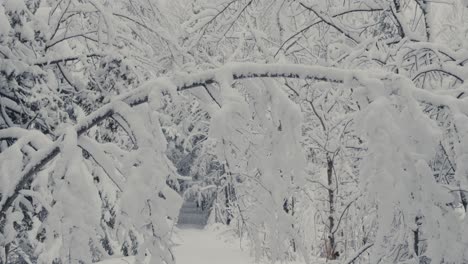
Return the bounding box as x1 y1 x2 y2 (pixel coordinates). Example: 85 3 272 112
96 224 258 264
173 225 256 264
97 223 306 264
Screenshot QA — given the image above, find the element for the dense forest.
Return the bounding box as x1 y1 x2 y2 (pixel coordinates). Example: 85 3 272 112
0 0 468 263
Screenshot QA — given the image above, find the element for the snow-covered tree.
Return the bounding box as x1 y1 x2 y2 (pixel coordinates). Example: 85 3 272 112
2 0 468 263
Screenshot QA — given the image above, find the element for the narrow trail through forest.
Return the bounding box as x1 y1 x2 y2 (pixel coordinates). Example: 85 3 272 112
173 200 256 264
173 200 305 264
173 226 255 264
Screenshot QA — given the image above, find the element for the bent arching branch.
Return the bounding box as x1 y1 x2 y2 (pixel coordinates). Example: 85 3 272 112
412 66 465 83
1 62 465 227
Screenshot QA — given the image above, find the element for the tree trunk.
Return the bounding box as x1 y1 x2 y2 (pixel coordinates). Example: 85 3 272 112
460 190 467 212
414 216 422 257
327 156 337 260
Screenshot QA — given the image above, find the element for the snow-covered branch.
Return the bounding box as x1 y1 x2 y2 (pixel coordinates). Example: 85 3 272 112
3 62 468 224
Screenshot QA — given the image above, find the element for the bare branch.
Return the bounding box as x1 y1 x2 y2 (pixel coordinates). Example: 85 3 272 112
275 3 384 56
46 31 98 51
342 243 374 264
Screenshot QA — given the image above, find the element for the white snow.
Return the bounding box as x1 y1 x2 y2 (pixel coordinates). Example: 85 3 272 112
0 6 11 36
95 224 308 264
173 225 304 264
173 226 253 264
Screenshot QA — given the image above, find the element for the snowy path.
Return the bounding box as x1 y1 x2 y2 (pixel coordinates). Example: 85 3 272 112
98 202 302 264
96 225 255 264
174 199 256 264
177 201 209 226
96 225 306 264
173 225 255 264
